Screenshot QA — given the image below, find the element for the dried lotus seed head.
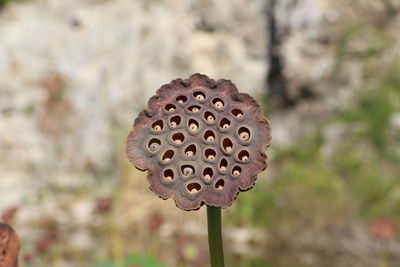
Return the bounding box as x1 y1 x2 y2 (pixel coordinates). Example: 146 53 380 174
126 73 271 211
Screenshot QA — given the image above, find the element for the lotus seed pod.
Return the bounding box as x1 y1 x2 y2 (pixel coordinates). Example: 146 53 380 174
126 74 271 210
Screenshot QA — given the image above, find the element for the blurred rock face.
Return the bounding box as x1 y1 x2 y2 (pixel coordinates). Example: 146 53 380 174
0 0 267 207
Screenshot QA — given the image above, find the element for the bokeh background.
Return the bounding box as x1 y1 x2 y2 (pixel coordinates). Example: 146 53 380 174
0 0 400 266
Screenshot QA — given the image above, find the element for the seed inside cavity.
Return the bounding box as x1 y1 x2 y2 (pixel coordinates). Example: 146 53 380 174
215 179 224 190
222 124 229 129
214 101 223 108
208 155 214 160
207 116 214 122
190 123 198 131
232 166 241 176
149 143 159 151
219 159 228 172
165 104 176 112
225 146 232 152
182 165 195 176
176 95 187 104
238 127 251 141
148 138 161 152
231 109 244 119
164 169 174 181
196 94 205 101
238 150 250 161
187 182 201 193
207 136 214 142
184 144 196 156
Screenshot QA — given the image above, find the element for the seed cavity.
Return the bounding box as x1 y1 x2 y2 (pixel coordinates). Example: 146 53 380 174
219 158 228 172
205 148 216 161
204 111 216 123
164 169 174 182
181 165 195 177
193 91 206 101
152 120 164 131
172 133 185 144
184 144 197 157
165 104 176 112
176 95 187 104
222 138 233 153
238 127 251 141
238 150 249 162
231 109 244 119
187 182 201 193
215 179 225 190
188 105 201 113
203 167 214 181
188 119 199 133
212 98 224 109
170 116 181 128
219 118 231 129
232 166 242 177
204 130 215 142
148 138 161 152
162 150 174 162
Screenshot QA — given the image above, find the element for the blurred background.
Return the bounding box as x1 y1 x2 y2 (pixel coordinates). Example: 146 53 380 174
0 0 399 266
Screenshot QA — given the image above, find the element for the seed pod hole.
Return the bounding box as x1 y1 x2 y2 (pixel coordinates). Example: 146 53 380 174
193 91 206 101
162 150 174 162
219 118 231 129
181 165 195 177
238 150 249 161
232 166 242 177
205 148 216 161
212 98 224 109
203 168 214 181
165 104 176 112
222 138 233 153
170 116 181 128
164 169 174 182
219 158 228 172
231 109 243 119
172 133 185 144
188 105 201 113
215 179 225 190
176 95 187 104
204 130 215 142
184 144 197 156
152 120 164 131
148 138 161 152
204 111 216 123
238 127 251 141
187 182 201 193
188 119 199 133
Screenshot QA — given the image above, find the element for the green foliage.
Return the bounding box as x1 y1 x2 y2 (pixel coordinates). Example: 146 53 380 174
228 60 400 230
91 253 168 267
0 0 27 9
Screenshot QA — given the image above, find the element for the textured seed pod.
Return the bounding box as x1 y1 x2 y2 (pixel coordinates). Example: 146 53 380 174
0 223 20 267
126 74 271 211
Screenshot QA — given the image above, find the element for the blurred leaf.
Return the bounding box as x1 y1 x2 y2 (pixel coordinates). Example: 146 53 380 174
91 253 167 267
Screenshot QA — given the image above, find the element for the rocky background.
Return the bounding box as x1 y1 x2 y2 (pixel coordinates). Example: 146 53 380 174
0 0 399 266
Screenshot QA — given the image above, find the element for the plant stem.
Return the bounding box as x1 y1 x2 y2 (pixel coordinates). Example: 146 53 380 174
207 206 225 267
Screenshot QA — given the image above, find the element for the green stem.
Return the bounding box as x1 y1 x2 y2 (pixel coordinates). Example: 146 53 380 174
207 206 225 267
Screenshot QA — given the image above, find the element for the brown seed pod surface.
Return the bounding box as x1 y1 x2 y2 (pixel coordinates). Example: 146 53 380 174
0 223 20 267
126 74 271 210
